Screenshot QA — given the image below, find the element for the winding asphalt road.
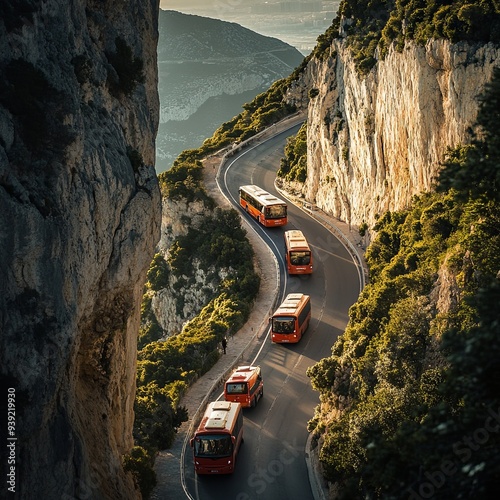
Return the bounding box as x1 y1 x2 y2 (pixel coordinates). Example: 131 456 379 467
183 124 362 499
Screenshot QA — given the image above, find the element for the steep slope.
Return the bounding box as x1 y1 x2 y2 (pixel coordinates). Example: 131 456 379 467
0 1 161 498
156 9 304 170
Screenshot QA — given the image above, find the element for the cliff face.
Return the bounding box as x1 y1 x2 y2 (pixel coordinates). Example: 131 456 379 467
297 39 500 234
0 1 161 499
153 194 226 338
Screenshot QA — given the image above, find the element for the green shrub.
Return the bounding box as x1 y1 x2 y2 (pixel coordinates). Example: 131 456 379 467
134 383 187 452
359 222 369 237
168 208 254 278
309 88 320 98
277 122 307 182
312 23 339 60
138 315 163 350
123 446 157 500
158 159 211 203
146 254 169 291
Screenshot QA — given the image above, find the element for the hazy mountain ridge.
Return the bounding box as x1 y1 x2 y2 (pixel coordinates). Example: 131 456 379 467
156 9 304 171
158 10 302 61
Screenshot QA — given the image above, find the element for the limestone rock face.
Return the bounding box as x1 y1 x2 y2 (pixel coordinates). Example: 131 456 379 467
153 196 224 338
302 39 500 236
0 1 161 498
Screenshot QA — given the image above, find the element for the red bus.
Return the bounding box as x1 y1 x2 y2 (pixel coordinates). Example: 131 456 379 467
224 365 264 408
271 293 311 344
284 230 313 274
239 185 287 227
190 401 244 474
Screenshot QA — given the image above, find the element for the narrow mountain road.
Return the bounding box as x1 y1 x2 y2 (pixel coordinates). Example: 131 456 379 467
182 120 364 499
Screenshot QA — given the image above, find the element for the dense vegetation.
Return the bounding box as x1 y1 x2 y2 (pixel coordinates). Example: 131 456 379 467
314 0 500 73
277 122 307 183
307 67 500 498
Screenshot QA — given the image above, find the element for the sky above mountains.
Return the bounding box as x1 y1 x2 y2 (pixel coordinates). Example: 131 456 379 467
160 1 338 55
160 1 258 12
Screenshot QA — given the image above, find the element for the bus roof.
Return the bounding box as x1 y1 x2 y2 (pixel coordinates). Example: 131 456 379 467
198 401 241 433
273 293 310 316
285 230 310 251
240 185 286 206
226 365 260 384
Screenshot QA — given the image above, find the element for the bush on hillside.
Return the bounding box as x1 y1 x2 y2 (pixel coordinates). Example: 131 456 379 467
277 122 307 183
123 446 157 500
314 1 500 74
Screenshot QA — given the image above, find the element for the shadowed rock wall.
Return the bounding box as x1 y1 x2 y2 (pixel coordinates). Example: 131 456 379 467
0 1 161 498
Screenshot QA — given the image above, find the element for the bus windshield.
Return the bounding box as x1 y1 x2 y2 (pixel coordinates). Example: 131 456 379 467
265 205 287 219
290 251 311 265
226 383 247 395
272 316 295 333
194 435 232 458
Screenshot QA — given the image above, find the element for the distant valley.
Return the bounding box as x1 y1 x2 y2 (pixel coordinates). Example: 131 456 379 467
156 10 305 172
161 1 340 55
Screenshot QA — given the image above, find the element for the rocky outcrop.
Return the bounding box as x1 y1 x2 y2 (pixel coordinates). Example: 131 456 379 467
153 194 226 338
0 1 161 498
294 39 500 237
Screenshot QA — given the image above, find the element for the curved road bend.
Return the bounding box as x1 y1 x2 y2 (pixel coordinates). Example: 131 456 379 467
183 124 362 500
